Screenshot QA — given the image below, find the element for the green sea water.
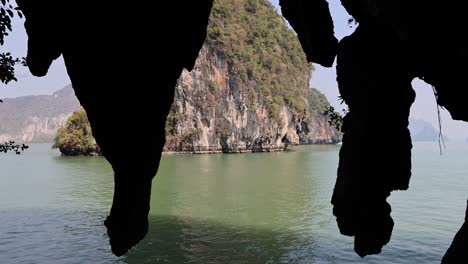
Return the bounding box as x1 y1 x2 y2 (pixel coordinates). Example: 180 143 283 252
1 143 467 263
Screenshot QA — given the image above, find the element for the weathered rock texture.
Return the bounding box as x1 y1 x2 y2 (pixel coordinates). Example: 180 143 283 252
163 0 340 154
165 45 339 154
280 0 468 262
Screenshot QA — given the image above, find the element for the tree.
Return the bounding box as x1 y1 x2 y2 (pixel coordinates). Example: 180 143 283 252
1 0 24 86
323 106 347 132
53 108 100 156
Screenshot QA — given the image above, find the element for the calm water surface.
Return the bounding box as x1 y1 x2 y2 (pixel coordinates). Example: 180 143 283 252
1 143 467 263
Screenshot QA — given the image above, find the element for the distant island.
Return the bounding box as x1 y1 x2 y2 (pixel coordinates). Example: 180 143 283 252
1 0 341 156
409 118 449 142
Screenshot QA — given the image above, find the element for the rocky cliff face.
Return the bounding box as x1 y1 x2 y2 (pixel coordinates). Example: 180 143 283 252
1 75 339 150
162 0 340 153
0 86 79 143
164 46 340 153
0 113 72 143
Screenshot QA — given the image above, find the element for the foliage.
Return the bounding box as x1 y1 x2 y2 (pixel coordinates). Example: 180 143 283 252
0 52 25 85
165 112 183 137
307 88 332 114
206 0 313 120
53 107 100 156
208 80 219 93
0 0 24 85
323 106 347 132
0 2 28 151
165 110 201 145
0 0 22 45
0 141 28 154
181 128 201 143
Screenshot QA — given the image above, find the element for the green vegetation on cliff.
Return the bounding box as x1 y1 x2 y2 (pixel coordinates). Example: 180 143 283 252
307 88 332 114
53 108 100 156
207 0 313 119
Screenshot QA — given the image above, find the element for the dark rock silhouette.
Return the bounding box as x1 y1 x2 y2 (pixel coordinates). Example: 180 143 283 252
333 23 414 257
281 0 468 262
17 0 214 256
16 0 468 261
280 0 337 67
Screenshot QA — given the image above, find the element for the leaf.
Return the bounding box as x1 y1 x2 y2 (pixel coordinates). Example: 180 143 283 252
7 9 12 17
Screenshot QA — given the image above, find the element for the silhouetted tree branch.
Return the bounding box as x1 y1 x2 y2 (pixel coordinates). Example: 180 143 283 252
1 0 24 86
0 141 28 154
1 1 28 153
323 105 347 132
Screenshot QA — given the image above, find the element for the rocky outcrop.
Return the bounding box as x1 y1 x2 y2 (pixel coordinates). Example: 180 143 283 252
279 0 337 67
165 46 340 154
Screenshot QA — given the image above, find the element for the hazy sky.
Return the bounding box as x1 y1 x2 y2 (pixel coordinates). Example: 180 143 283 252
1 0 468 141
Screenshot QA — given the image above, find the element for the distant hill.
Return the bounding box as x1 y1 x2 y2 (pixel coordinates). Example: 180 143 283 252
3 87 442 146
0 85 80 142
409 118 449 142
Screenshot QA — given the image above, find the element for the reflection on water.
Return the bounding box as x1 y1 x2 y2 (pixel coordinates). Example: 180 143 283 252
125 215 312 264
0 143 467 263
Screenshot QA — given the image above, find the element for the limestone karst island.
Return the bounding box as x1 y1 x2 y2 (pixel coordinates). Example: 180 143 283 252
0 0 340 155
